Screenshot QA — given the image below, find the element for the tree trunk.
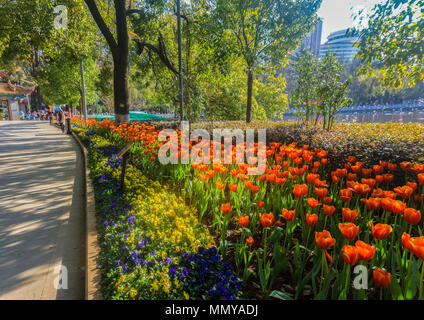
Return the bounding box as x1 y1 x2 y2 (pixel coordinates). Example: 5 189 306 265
113 0 130 124
113 53 130 123
246 65 253 123
84 0 129 124
31 49 42 110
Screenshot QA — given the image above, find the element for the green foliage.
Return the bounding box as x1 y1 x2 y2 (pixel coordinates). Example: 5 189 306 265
210 0 322 122
254 71 289 120
39 56 99 107
355 0 424 88
291 51 352 130
292 50 319 122
316 52 353 130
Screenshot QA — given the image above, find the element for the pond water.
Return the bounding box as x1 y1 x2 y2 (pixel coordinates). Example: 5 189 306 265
282 111 424 123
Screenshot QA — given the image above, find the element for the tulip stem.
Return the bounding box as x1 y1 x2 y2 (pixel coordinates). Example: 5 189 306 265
419 261 424 300
344 264 351 299
319 250 325 292
389 215 398 257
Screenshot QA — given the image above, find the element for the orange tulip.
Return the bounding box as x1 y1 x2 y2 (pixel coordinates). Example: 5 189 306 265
307 197 321 208
373 268 391 289
244 180 253 190
315 230 336 249
338 223 359 240
383 173 394 183
391 200 406 215
375 175 384 184
400 161 412 171
369 222 392 240
355 240 375 261
323 197 332 205
342 245 359 264
258 201 264 208
216 182 225 190
335 168 347 177
246 236 254 246
276 206 293 220
372 165 384 174
251 185 260 193
406 182 417 191
409 236 424 260
414 194 423 204
381 197 394 211
361 178 376 189
339 189 353 202
418 173 424 185
352 183 371 195
348 173 357 181
306 213 318 227
306 173 320 184
342 208 359 222
394 185 414 199
362 168 372 177
347 156 356 163
260 212 274 228
238 216 249 227
229 184 238 192
402 232 413 251
404 208 421 225
293 184 308 198
361 197 381 211
387 163 397 171
315 187 328 199
220 203 232 215
323 204 336 216
351 165 361 173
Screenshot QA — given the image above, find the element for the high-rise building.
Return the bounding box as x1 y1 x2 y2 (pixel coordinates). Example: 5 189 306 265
319 29 359 63
292 21 323 57
300 20 323 57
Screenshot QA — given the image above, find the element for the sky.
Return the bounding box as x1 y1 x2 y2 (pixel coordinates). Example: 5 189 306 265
317 0 383 43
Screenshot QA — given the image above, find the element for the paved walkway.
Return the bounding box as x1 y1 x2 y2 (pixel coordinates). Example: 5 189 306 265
0 121 85 299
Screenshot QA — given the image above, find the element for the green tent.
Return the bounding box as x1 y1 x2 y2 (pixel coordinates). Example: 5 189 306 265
85 111 167 121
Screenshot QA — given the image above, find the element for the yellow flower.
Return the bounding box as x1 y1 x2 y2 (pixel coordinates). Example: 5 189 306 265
183 292 189 300
130 289 138 298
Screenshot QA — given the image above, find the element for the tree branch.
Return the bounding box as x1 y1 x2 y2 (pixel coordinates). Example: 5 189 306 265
130 32 179 76
84 0 117 55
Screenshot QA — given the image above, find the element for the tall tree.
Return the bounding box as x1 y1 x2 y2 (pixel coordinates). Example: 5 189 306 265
316 52 352 131
355 0 424 88
211 0 322 122
292 50 319 124
84 0 132 123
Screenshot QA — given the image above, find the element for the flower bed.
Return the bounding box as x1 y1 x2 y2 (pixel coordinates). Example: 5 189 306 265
74 128 242 300
72 118 424 300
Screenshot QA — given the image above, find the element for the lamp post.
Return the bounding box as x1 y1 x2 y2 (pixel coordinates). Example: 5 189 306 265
80 61 88 126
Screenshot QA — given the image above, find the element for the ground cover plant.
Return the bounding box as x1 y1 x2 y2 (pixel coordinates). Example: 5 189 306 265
74 126 242 300
72 118 424 300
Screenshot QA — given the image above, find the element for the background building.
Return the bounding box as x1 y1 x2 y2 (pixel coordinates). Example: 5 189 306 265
319 28 359 63
300 20 323 57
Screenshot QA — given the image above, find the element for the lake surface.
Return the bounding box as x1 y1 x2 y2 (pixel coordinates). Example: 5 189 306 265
282 111 424 123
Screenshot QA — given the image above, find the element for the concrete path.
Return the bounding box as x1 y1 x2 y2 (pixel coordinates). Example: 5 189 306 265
0 121 85 299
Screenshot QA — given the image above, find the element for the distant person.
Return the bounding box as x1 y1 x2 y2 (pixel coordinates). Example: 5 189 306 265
58 110 65 132
48 111 53 125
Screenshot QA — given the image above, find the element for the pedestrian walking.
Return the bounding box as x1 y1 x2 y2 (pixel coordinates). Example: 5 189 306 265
58 110 65 132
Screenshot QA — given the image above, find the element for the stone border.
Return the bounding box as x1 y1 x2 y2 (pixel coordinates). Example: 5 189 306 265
71 131 103 300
